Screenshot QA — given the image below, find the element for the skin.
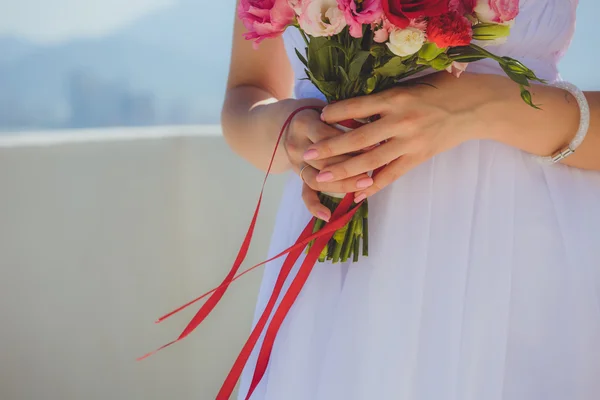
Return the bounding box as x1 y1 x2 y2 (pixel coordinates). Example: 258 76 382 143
310 72 600 203
222 13 370 221
223 4 600 221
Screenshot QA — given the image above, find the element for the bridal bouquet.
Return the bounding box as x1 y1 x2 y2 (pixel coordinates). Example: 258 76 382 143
240 0 542 263
139 2 544 398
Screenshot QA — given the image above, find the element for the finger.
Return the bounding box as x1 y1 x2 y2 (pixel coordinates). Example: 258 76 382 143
289 109 342 143
305 121 346 143
302 183 331 221
303 120 395 161
320 91 391 123
353 155 420 201
316 141 404 181
302 165 373 194
309 154 352 171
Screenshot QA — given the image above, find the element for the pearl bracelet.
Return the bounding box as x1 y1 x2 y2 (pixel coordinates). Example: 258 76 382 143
536 81 590 164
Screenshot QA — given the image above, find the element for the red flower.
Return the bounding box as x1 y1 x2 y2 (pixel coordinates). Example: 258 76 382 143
382 0 449 29
426 12 473 48
449 0 476 14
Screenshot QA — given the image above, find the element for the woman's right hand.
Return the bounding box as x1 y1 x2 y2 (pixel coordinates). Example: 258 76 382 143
282 102 374 221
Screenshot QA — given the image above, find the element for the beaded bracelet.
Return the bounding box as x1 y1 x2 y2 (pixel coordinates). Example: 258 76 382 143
536 81 590 164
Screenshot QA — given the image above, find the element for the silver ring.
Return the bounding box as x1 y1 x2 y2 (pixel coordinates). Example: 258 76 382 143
299 164 310 183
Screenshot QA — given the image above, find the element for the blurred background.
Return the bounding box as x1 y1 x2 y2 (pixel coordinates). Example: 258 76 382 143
0 1 599 400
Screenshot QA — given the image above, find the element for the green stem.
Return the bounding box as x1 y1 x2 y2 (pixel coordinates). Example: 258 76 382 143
300 29 310 48
396 64 430 82
353 237 360 262
339 218 356 263
319 243 328 262
468 43 504 63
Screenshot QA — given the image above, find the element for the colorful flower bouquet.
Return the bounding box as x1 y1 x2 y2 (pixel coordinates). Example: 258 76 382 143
239 0 542 263
140 2 545 398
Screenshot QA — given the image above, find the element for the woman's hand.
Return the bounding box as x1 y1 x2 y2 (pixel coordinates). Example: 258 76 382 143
284 105 374 221
303 73 486 202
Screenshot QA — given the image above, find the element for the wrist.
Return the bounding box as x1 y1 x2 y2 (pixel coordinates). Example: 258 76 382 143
467 74 521 142
428 73 511 143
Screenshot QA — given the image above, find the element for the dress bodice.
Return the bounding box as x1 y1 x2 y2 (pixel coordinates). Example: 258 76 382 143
282 0 579 101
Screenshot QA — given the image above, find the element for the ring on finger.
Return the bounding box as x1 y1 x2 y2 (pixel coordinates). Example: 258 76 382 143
299 164 311 183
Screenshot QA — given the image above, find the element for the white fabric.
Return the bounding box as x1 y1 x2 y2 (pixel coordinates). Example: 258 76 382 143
239 1 600 399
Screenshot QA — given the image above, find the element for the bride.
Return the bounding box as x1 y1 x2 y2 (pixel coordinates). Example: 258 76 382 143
221 0 600 398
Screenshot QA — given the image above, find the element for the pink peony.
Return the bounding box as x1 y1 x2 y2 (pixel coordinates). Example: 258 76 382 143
338 0 384 38
238 0 296 48
474 0 519 24
449 0 476 15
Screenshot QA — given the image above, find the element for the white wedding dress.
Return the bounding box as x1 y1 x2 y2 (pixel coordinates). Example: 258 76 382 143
239 1 600 399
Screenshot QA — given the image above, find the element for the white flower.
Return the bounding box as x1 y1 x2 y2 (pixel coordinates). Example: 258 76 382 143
386 27 426 57
298 0 347 37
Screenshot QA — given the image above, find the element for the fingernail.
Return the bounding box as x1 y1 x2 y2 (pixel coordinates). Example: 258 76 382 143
320 112 325 121
356 177 373 189
317 211 330 222
354 193 367 203
303 149 318 160
316 171 334 182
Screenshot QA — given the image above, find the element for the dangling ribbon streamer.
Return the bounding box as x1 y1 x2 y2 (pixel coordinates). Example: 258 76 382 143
138 106 377 400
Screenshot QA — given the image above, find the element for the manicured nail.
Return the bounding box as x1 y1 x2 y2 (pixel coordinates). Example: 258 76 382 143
356 177 373 189
354 193 367 203
316 171 334 182
303 149 319 160
317 211 330 222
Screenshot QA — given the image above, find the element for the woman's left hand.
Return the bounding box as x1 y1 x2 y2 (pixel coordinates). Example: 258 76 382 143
303 73 487 202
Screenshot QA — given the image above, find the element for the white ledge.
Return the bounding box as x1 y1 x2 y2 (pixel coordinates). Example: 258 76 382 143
0 124 222 148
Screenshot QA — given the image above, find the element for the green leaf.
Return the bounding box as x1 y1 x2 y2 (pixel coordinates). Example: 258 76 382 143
429 53 453 71
365 76 377 94
374 57 408 78
348 51 370 81
295 48 308 68
307 36 331 80
370 44 387 58
419 43 445 62
321 40 349 57
306 70 336 100
338 65 351 85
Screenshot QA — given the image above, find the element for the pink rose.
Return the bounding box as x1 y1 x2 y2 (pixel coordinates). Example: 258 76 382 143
474 0 519 24
338 0 383 38
449 0 476 15
372 16 394 43
238 0 295 48
372 15 423 43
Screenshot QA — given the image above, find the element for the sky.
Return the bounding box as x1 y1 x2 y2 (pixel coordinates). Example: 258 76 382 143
0 0 175 43
0 0 597 88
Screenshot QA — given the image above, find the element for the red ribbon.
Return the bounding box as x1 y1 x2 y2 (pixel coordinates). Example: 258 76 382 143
138 106 374 400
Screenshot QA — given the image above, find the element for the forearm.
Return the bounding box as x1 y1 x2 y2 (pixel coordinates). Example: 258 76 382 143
474 75 600 170
221 86 295 173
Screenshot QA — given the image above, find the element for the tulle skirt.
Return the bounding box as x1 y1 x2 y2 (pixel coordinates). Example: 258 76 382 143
238 139 600 400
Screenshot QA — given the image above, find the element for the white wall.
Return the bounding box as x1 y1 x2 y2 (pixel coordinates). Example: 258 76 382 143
0 126 287 400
